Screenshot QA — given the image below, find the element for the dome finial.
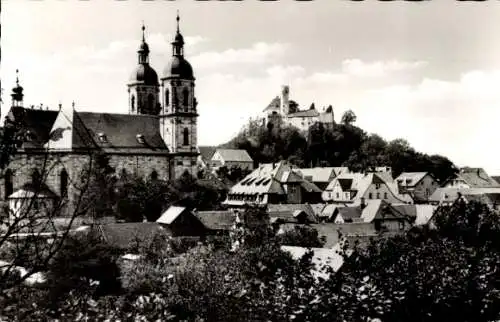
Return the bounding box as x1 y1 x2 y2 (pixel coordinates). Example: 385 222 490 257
15 69 19 86
141 21 146 42
176 10 180 33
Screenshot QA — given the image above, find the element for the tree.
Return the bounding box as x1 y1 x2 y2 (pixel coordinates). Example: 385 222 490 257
309 103 316 110
278 226 325 248
341 110 357 125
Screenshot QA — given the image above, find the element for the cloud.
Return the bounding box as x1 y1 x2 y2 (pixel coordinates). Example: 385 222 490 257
190 42 290 70
341 59 428 78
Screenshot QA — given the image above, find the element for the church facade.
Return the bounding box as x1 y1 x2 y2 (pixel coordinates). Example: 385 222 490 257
0 15 199 217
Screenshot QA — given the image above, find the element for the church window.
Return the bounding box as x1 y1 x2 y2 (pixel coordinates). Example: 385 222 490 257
148 94 155 113
183 128 189 146
4 169 13 199
60 169 68 198
150 170 158 180
183 88 189 107
131 95 135 112
165 89 170 106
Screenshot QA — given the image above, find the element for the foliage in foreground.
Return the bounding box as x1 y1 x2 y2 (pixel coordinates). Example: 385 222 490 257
1 202 500 322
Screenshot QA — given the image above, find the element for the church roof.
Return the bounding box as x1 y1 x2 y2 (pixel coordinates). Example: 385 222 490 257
73 112 169 153
129 64 159 86
287 109 320 118
163 56 194 80
46 109 169 154
7 107 58 149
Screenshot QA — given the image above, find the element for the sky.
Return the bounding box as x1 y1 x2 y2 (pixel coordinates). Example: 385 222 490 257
1 1 500 174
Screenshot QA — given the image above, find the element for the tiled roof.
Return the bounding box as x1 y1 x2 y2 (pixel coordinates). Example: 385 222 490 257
267 203 318 223
8 108 58 149
263 96 281 112
194 210 235 231
429 187 500 203
395 172 430 187
337 206 362 220
296 167 337 183
414 205 436 226
157 206 189 225
287 109 320 118
214 149 253 163
451 168 500 188
198 146 216 161
95 223 170 250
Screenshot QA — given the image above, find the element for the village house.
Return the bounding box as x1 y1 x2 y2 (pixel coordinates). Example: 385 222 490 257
443 167 500 189
223 161 322 207
322 171 412 204
395 172 439 203
210 148 254 171
294 167 348 191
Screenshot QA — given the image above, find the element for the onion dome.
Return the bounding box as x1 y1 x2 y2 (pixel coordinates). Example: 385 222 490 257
11 69 24 102
129 24 159 85
162 12 195 80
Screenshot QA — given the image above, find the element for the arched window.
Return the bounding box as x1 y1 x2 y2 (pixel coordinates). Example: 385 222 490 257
165 89 169 106
183 128 189 146
183 88 189 108
60 169 68 198
147 94 155 113
131 95 135 112
150 170 158 181
4 169 13 199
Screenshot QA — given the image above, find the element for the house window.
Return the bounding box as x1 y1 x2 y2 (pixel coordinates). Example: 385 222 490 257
183 88 189 107
150 170 158 181
398 221 405 230
384 192 388 199
336 192 340 199
425 188 430 197
376 183 381 189
376 192 380 199
368 193 373 199
165 89 169 106
4 169 13 199
60 169 68 198
183 128 189 146
131 95 135 112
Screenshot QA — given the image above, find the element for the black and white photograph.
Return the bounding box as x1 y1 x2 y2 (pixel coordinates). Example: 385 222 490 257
1 0 500 320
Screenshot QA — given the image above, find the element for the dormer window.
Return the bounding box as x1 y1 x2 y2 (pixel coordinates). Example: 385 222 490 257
136 134 145 144
98 132 107 143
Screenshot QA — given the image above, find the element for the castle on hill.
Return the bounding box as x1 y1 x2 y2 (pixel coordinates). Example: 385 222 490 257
262 85 335 132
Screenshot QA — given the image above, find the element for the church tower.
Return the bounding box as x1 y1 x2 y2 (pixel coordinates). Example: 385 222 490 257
11 69 24 108
127 24 160 115
160 13 199 178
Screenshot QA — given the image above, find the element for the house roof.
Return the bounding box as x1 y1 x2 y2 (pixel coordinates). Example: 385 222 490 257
95 222 170 250
198 146 216 161
267 203 318 223
214 149 253 163
287 109 320 118
296 167 337 183
194 210 235 231
429 187 500 203
414 205 436 226
8 182 58 199
395 172 430 187
157 206 189 225
492 176 500 185
227 161 321 197
449 167 500 188
281 243 351 280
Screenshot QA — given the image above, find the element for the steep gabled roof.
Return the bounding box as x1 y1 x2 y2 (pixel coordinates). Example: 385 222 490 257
157 206 189 225
7 107 58 149
267 203 318 223
263 96 281 112
296 167 337 183
214 149 253 163
395 172 430 187
198 146 217 161
194 210 235 231
448 167 500 188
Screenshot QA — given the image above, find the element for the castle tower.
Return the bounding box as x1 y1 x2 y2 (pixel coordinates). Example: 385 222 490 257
159 12 199 178
280 85 290 116
11 69 24 108
127 24 160 115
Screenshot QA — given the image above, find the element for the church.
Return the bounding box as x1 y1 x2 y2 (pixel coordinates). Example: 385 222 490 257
1 14 199 216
